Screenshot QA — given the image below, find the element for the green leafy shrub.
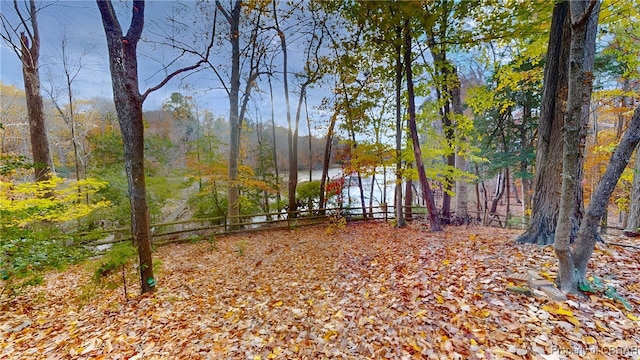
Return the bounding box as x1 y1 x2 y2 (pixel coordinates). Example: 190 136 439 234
0 176 109 299
297 180 321 211
1 227 89 298
92 242 137 300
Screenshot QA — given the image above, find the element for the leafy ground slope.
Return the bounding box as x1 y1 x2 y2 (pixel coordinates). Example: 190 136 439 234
1 222 639 359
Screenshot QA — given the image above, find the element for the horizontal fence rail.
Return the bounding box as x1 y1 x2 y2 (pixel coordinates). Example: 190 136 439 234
76 205 636 252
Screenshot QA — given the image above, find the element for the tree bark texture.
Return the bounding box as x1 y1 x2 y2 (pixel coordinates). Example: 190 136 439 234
97 0 155 294
555 0 600 293
404 23 441 231
223 0 242 227
516 1 570 245
18 0 52 183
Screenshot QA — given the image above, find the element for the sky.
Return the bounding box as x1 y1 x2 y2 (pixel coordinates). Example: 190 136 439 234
0 0 330 135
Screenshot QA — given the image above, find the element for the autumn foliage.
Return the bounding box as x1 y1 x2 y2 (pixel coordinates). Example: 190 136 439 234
2 223 638 358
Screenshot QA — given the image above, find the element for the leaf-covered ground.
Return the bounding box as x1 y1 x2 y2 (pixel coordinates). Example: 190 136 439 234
2 222 639 359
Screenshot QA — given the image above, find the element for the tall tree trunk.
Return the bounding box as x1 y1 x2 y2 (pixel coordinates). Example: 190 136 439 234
97 0 154 294
452 72 468 220
521 102 533 213
226 0 242 227
516 1 570 245
274 15 297 220
394 27 406 228
555 0 600 293
268 77 282 215
490 169 506 214
305 94 312 181
17 1 52 183
98 0 209 293
623 145 640 237
404 168 413 221
319 114 337 213
404 22 441 231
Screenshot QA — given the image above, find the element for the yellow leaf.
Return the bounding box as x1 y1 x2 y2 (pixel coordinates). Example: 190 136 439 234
543 304 573 317
409 340 421 352
470 338 478 346
540 271 554 281
556 305 574 317
253 356 261 360
223 311 234 319
307 299 314 306
436 295 444 304
442 259 451 266
469 234 476 241
323 330 338 340
413 310 428 318
333 310 344 318
364 291 369 299
584 336 597 345
566 315 580 327
274 300 283 307
627 313 639 321
267 347 283 358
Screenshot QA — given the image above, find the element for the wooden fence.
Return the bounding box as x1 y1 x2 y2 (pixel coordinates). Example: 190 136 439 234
75 205 392 249
75 203 630 251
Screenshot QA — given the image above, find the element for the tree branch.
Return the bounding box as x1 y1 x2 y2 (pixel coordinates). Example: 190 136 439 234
12 0 33 44
215 0 232 23
142 3 219 100
141 60 208 101
571 0 598 28
96 1 123 39
125 0 145 43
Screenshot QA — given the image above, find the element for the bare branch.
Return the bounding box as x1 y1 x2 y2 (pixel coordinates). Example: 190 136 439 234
12 0 33 43
141 60 208 100
142 4 219 100
215 0 232 23
125 0 145 43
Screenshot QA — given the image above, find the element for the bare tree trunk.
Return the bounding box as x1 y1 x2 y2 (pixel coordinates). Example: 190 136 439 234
224 0 242 227
404 171 413 221
97 0 154 294
404 22 441 231
14 1 52 183
452 72 468 219
516 1 570 245
319 114 336 213
268 77 282 215
98 0 210 293
555 0 600 293
490 169 506 214
394 27 406 228
305 94 312 181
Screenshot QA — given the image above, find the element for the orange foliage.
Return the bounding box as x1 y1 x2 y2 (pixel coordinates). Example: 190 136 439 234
2 223 638 358
584 129 635 212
